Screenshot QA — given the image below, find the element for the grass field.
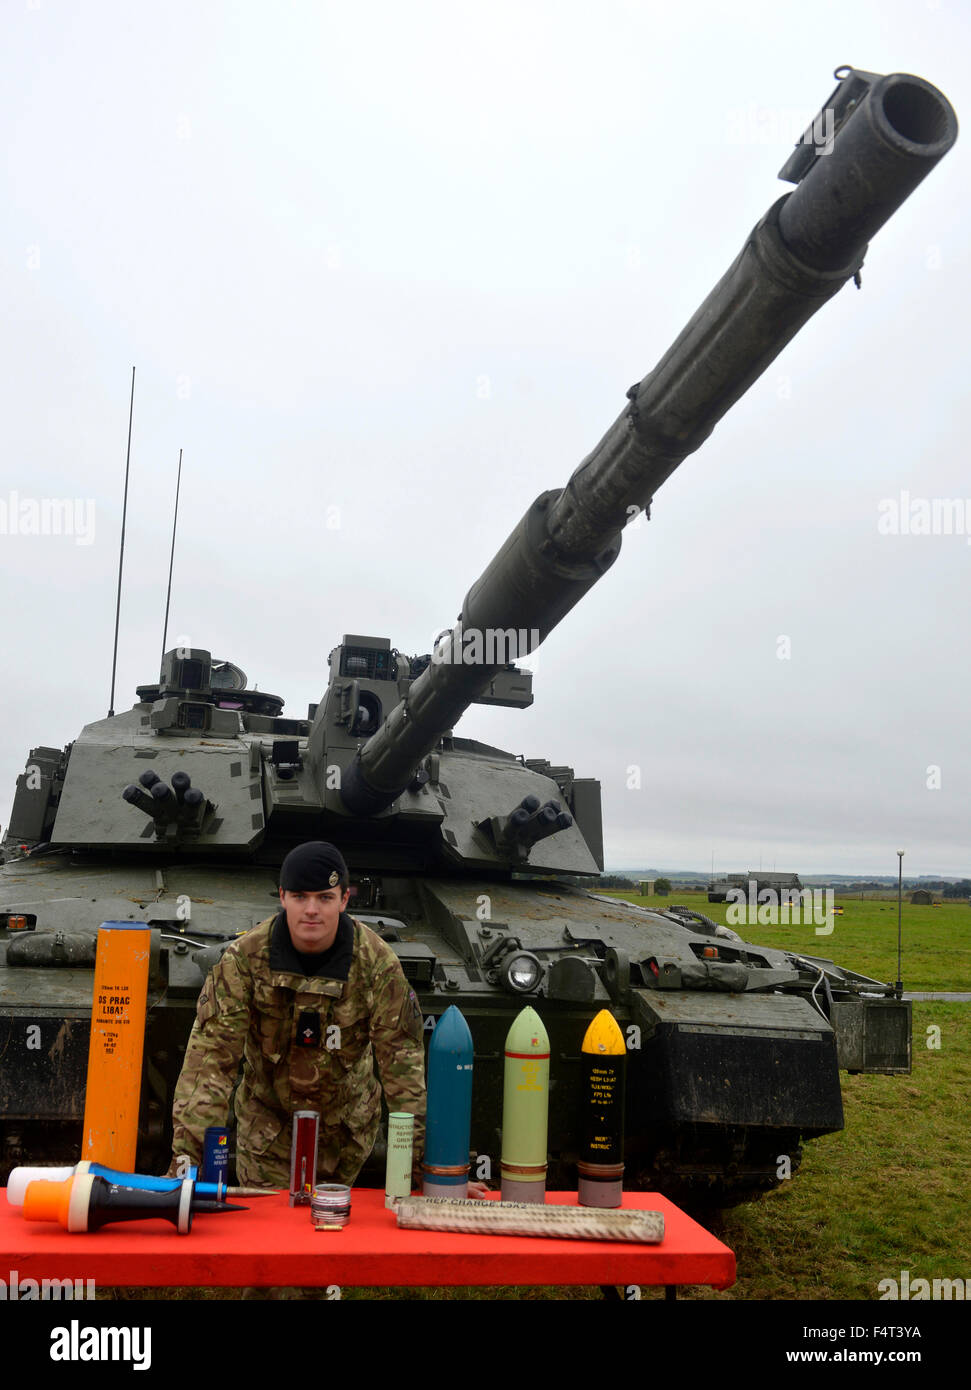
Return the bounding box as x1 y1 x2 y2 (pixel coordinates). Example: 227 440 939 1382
599 888 971 993
104 890 969 1301
702 999 970 1301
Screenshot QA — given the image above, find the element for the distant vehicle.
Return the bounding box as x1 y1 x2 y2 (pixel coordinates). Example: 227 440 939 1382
708 872 803 904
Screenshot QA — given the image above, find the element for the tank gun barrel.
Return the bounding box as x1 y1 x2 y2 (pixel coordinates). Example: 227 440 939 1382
341 67 957 817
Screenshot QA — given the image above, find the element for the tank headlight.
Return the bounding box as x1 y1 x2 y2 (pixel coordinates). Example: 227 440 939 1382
503 951 544 994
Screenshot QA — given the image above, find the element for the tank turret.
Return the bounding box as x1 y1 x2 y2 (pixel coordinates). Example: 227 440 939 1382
0 66 957 1200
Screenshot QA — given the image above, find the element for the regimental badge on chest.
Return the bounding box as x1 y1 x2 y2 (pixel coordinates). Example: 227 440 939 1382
296 1010 321 1047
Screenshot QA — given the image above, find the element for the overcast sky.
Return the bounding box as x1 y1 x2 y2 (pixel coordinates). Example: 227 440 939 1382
1 1 967 877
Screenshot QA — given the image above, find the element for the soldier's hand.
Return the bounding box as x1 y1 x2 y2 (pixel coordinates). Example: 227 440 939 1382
466 1181 491 1199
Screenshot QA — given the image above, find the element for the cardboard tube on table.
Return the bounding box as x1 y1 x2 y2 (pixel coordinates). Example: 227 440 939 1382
80 922 151 1171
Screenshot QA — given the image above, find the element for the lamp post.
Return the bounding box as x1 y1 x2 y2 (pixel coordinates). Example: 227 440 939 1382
896 850 905 997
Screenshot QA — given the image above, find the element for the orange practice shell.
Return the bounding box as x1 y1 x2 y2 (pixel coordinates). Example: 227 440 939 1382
81 925 152 1170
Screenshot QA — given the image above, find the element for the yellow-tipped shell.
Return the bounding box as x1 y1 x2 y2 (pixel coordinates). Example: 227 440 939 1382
581 1008 626 1056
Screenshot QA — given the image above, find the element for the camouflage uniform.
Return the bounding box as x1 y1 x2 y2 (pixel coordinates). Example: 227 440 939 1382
171 913 425 1187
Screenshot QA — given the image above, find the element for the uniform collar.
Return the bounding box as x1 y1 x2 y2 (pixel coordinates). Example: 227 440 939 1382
269 909 355 980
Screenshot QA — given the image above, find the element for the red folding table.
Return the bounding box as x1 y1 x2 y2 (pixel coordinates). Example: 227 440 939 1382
1 1187 735 1297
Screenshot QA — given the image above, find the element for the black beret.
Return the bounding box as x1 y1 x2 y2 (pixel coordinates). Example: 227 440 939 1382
279 841 348 891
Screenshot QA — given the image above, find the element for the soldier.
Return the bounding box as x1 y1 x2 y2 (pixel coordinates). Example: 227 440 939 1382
169 840 426 1188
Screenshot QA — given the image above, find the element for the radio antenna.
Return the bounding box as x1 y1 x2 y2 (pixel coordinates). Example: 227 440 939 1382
108 366 135 717
161 447 183 660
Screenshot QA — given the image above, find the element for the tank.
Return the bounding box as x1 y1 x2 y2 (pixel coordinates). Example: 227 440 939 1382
0 67 958 1203
709 874 803 905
